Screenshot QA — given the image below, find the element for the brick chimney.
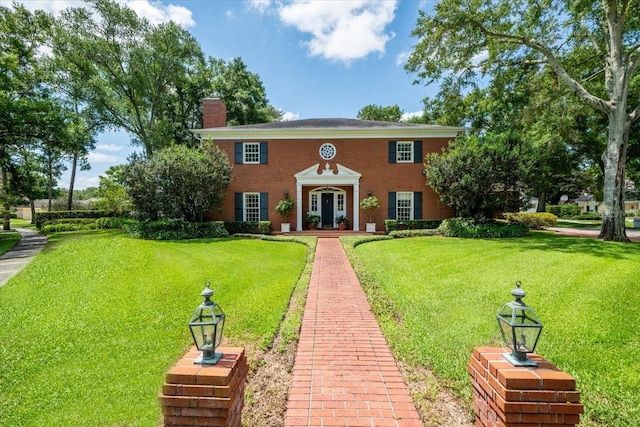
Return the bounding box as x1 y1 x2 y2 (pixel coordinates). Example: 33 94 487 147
202 98 227 128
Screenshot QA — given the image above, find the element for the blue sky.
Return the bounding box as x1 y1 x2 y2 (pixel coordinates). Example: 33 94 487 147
10 0 439 189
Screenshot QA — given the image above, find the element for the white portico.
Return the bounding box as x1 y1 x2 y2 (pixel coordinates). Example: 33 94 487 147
294 163 362 231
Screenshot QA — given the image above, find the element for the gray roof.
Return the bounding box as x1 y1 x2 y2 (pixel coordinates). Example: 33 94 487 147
228 118 440 130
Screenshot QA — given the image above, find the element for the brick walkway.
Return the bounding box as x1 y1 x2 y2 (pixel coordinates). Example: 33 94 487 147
284 238 422 427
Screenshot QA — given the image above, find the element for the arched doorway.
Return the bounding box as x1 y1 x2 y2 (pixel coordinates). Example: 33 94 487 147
309 187 346 228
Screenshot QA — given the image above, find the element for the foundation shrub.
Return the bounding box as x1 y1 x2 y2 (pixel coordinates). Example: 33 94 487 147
224 221 271 235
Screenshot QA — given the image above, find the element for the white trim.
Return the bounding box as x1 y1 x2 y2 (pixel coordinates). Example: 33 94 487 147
294 163 361 231
193 126 466 140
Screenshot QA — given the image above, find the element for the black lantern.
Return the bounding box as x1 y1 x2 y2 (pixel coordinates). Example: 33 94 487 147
189 282 225 365
496 281 543 367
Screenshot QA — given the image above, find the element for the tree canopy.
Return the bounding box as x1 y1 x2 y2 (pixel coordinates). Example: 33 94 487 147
357 104 404 122
123 145 231 222
406 0 640 241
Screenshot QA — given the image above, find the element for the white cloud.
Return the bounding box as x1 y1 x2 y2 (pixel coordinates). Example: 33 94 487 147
247 0 272 14
401 110 423 121
88 152 119 163
96 143 123 152
116 0 195 27
396 50 410 66
282 111 300 121
74 175 101 189
4 0 195 28
276 0 398 63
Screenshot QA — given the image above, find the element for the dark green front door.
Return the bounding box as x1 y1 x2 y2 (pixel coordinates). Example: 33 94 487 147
321 193 334 227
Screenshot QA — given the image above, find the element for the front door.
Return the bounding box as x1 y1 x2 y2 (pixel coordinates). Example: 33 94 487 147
321 193 334 228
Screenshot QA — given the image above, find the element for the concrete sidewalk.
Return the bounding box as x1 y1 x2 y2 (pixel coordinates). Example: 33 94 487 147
0 228 47 286
284 238 421 427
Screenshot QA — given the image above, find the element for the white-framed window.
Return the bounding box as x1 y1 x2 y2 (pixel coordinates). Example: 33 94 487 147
337 193 344 212
311 193 318 212
396 192 413 220
243 143 260 164
396 141 413 163
244 193 260 221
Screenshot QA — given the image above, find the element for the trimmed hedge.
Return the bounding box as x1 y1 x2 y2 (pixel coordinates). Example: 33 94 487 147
384 219 442 233
42 222 99 234
36 210 110 229
95 217 136 230
504 212 557 229
125 219 229 240
438 218 529 238
223 221 271 235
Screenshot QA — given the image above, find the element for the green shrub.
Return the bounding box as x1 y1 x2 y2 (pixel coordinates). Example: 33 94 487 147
546 204 582 218
384 219 442 233
126 219 229 240
95 217 136 230
504 212 557 229
223 221 271 235
625 210 637 217
438 218 528 238
42 221 98 233
36 210 111 229
388 229 441 238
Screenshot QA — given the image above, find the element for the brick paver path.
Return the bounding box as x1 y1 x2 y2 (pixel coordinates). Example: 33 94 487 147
285 238 422 427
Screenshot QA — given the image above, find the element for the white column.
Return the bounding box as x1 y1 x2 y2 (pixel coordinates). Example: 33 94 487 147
353 182 360 231
296 183 303 231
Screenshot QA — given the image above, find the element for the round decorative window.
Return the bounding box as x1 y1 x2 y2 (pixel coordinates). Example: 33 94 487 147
319 143 336 160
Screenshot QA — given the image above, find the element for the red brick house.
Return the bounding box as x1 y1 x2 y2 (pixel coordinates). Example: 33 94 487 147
192 99 463 232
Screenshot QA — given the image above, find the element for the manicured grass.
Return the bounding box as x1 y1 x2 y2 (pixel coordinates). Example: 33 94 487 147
0 231 20 256
0 230 308 427
346 233 640 426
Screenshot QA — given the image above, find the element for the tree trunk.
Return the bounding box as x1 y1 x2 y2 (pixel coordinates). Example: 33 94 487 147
67 152 78 210
536 190 547 212
1 167 10 231
30 199 36 225
599 110 629 242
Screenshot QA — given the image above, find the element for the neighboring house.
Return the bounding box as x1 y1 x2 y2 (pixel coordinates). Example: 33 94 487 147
192 99 464 231
574 194 601 214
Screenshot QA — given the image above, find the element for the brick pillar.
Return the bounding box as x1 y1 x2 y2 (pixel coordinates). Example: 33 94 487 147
202 98 227 128
160 346 248 427
468 347 583 427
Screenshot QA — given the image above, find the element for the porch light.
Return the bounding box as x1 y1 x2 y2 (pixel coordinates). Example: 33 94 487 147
496 281 543 367
189 282 225 365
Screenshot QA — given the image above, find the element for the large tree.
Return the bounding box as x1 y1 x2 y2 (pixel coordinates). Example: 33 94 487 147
406 0 640 241
54 0 207 156
0 5 68 230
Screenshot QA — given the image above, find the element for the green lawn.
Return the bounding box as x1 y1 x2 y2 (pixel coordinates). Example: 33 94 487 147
0 230 308 427
0 231 20 256
346 233 640 426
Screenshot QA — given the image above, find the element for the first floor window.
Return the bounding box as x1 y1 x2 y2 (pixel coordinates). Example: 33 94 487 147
244 193 260 221
396 192 413 220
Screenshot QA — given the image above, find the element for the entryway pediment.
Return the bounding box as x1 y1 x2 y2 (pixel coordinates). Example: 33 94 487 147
294 163 361 185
